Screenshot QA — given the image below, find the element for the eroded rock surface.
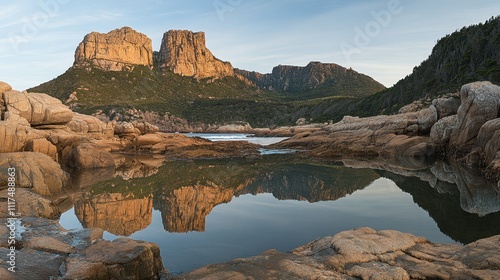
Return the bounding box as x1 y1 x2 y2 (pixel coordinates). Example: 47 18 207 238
180 228 500 280
0 217 167 279
450 81 500 151
3 90 73 126
74 26 153 71
157 30 234 79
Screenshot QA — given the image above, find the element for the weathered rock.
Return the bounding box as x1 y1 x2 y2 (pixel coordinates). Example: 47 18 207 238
450 81 500 151
182 228 500 280
0 81 12 94
430 115 457 144
0 114 42 153
2 90 73 125
114 121 137 136
215 123 253 133
62 238 165 280
416 105 438 133
478 118 500 164
23 138 58 161
157 30 234 79
0 152 69 197
74 26 153 71
131 120 159 135
0 188 61 219
67 112 108 139
66 142 115 169
2 217 166 279
0 247 65 279
277 113 436 159
432 96 461 119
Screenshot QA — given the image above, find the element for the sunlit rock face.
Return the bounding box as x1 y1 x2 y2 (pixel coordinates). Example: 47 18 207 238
74 192 153 236
156 30 234 79
156 186 235 233
74 27 153 71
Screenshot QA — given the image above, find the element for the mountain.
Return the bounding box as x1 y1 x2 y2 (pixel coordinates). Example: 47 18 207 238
155 30 234 79
74 26 153 71
29 27 385 127
236 62 385 99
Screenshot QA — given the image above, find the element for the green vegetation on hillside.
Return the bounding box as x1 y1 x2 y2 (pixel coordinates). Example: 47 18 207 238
31 16 499 126
29 63 383 126
351 16 500 116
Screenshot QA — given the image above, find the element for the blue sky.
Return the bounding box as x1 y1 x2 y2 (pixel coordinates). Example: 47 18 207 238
1 0 499 90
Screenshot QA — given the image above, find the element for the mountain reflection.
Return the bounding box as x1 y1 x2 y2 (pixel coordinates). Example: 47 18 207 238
69 154 500 243
74 193 153 236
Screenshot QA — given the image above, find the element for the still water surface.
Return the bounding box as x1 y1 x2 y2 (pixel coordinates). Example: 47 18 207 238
59 136 500 274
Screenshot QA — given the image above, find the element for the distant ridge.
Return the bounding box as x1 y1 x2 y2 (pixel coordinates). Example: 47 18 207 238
236 62 385 99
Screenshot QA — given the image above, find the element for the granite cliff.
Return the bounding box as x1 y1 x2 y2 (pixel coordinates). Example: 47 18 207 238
31 26 386 128
74 27 153 71
155 30 235 79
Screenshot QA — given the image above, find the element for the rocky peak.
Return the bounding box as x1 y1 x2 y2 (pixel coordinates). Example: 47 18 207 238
74 26 153 71
236 61 386 94
156 29 234 79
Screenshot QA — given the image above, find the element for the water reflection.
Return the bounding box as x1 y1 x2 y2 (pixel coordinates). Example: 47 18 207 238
63 154 500 245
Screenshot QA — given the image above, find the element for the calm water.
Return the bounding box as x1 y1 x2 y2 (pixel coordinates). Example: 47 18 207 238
59 137 500 275
185 133 289 146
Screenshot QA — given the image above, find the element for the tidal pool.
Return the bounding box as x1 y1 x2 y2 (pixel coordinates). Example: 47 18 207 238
59 154 500 274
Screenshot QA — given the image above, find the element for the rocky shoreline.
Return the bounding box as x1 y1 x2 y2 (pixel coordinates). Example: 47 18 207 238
273 81 500 186
1 80 499 279
0 80 261 279
177 227 500 280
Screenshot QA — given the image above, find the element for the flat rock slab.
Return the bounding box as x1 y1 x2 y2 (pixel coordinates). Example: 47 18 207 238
180 227 500 280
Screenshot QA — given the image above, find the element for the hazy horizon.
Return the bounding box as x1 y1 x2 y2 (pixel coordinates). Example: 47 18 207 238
1 0 499 90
